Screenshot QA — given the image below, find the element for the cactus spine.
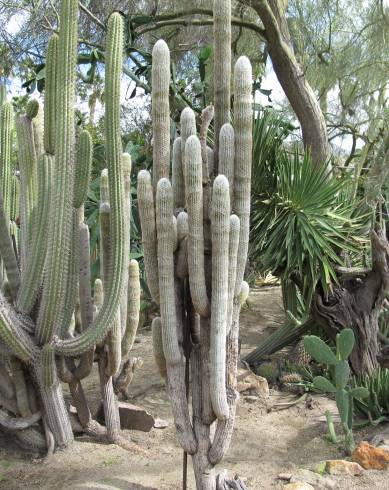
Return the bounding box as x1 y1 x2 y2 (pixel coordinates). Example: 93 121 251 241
138 2 252 483
44 34 58 155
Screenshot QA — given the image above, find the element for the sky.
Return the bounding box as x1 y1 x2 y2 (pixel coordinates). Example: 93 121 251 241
5 5 365 155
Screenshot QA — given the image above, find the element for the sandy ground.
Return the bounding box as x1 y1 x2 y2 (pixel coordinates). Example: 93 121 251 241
0 286 388 489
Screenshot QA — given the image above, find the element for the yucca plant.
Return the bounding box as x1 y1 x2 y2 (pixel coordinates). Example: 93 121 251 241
353 368 389 423
250 145 365 305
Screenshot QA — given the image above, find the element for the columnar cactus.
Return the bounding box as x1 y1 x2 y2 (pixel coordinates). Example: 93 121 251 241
0 1 140 452
137 2 252 486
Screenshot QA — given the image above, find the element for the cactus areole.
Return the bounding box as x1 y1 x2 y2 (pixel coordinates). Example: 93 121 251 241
137 0 252 486
0 2 140 452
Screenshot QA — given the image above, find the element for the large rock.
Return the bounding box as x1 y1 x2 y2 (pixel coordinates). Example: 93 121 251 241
325 460 363 476
352 441 389 470
237 365 269 398
96 401 155 432
283 483 314 490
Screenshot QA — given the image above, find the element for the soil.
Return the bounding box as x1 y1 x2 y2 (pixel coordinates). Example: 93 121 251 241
1 286 388 489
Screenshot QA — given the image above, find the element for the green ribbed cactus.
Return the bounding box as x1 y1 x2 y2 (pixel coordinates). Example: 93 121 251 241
0 2 140 453
137 1 253 485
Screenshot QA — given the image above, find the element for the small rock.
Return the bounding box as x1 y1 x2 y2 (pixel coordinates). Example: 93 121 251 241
291 469 337 489
96 401 155 432
243 395 260 403
278 473 292 481
153 418 168 429
283 483 314 490
325 459 363 476
237 366 270 398
352 441 389 470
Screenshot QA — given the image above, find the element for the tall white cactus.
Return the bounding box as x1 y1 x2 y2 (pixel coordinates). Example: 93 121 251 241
137 1 252 487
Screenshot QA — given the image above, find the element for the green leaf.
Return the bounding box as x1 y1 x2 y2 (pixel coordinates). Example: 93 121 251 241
336 329 355 361
335 361 350 389
350 387 369 399
336 389 349 425
303 335 338 365
313 376 337 393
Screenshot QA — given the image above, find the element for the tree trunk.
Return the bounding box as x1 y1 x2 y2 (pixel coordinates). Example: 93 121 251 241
244 0 330 166
312 228 388 375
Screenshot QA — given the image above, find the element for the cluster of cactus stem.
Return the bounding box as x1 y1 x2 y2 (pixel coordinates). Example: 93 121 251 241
138 1 252 486
304 329 369 453
0 1 140 451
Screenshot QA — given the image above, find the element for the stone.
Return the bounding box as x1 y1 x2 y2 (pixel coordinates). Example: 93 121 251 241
237 365 269 398
278 473 292 481
352 441 389 470
283 483 314 490
325 459 363 476
243 395 260 403
291 469 337 489
96 401 155 432
153 418 169 429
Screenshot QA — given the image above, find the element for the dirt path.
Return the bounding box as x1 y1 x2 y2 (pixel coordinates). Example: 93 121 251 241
0 287 388 489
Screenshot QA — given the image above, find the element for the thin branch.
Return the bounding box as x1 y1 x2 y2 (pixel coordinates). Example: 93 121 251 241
79 1 105 30
136 10 265 38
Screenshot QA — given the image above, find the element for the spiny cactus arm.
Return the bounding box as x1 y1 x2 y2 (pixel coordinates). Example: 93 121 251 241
9 357 32 417
97 354 121 443
100 168 109 203
53 13 127 356
31 102 44 160
233 56 253 296
73 129 92 209
57 208 79 341
40 344 55 388
0 102 13 221
219 123 235 207
172 137 185 209
176 211 189 279
137 170 159 303
156 178 181 364
226 215 240 334
151 317 166 378
120 153 132 336
185 135 210 317
167 362 197 454
152 39 170 187
209 292 244 465
210 175 230 420
213 0 231 173
37 0 79 344
0 84 6 106
78 222 94 333
0 193 20 298
26 99 39 119
94 278 103 313
200 105 214 182
99 200 121 376
106 317 121 376
207 146 214 177
73 222 95 380
0 296 38 362
16 155 53 314
181 107 197 203
10 175 20 223
44 34 58 155
0 409 41 430
121 260 140 358
172 215 178 251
